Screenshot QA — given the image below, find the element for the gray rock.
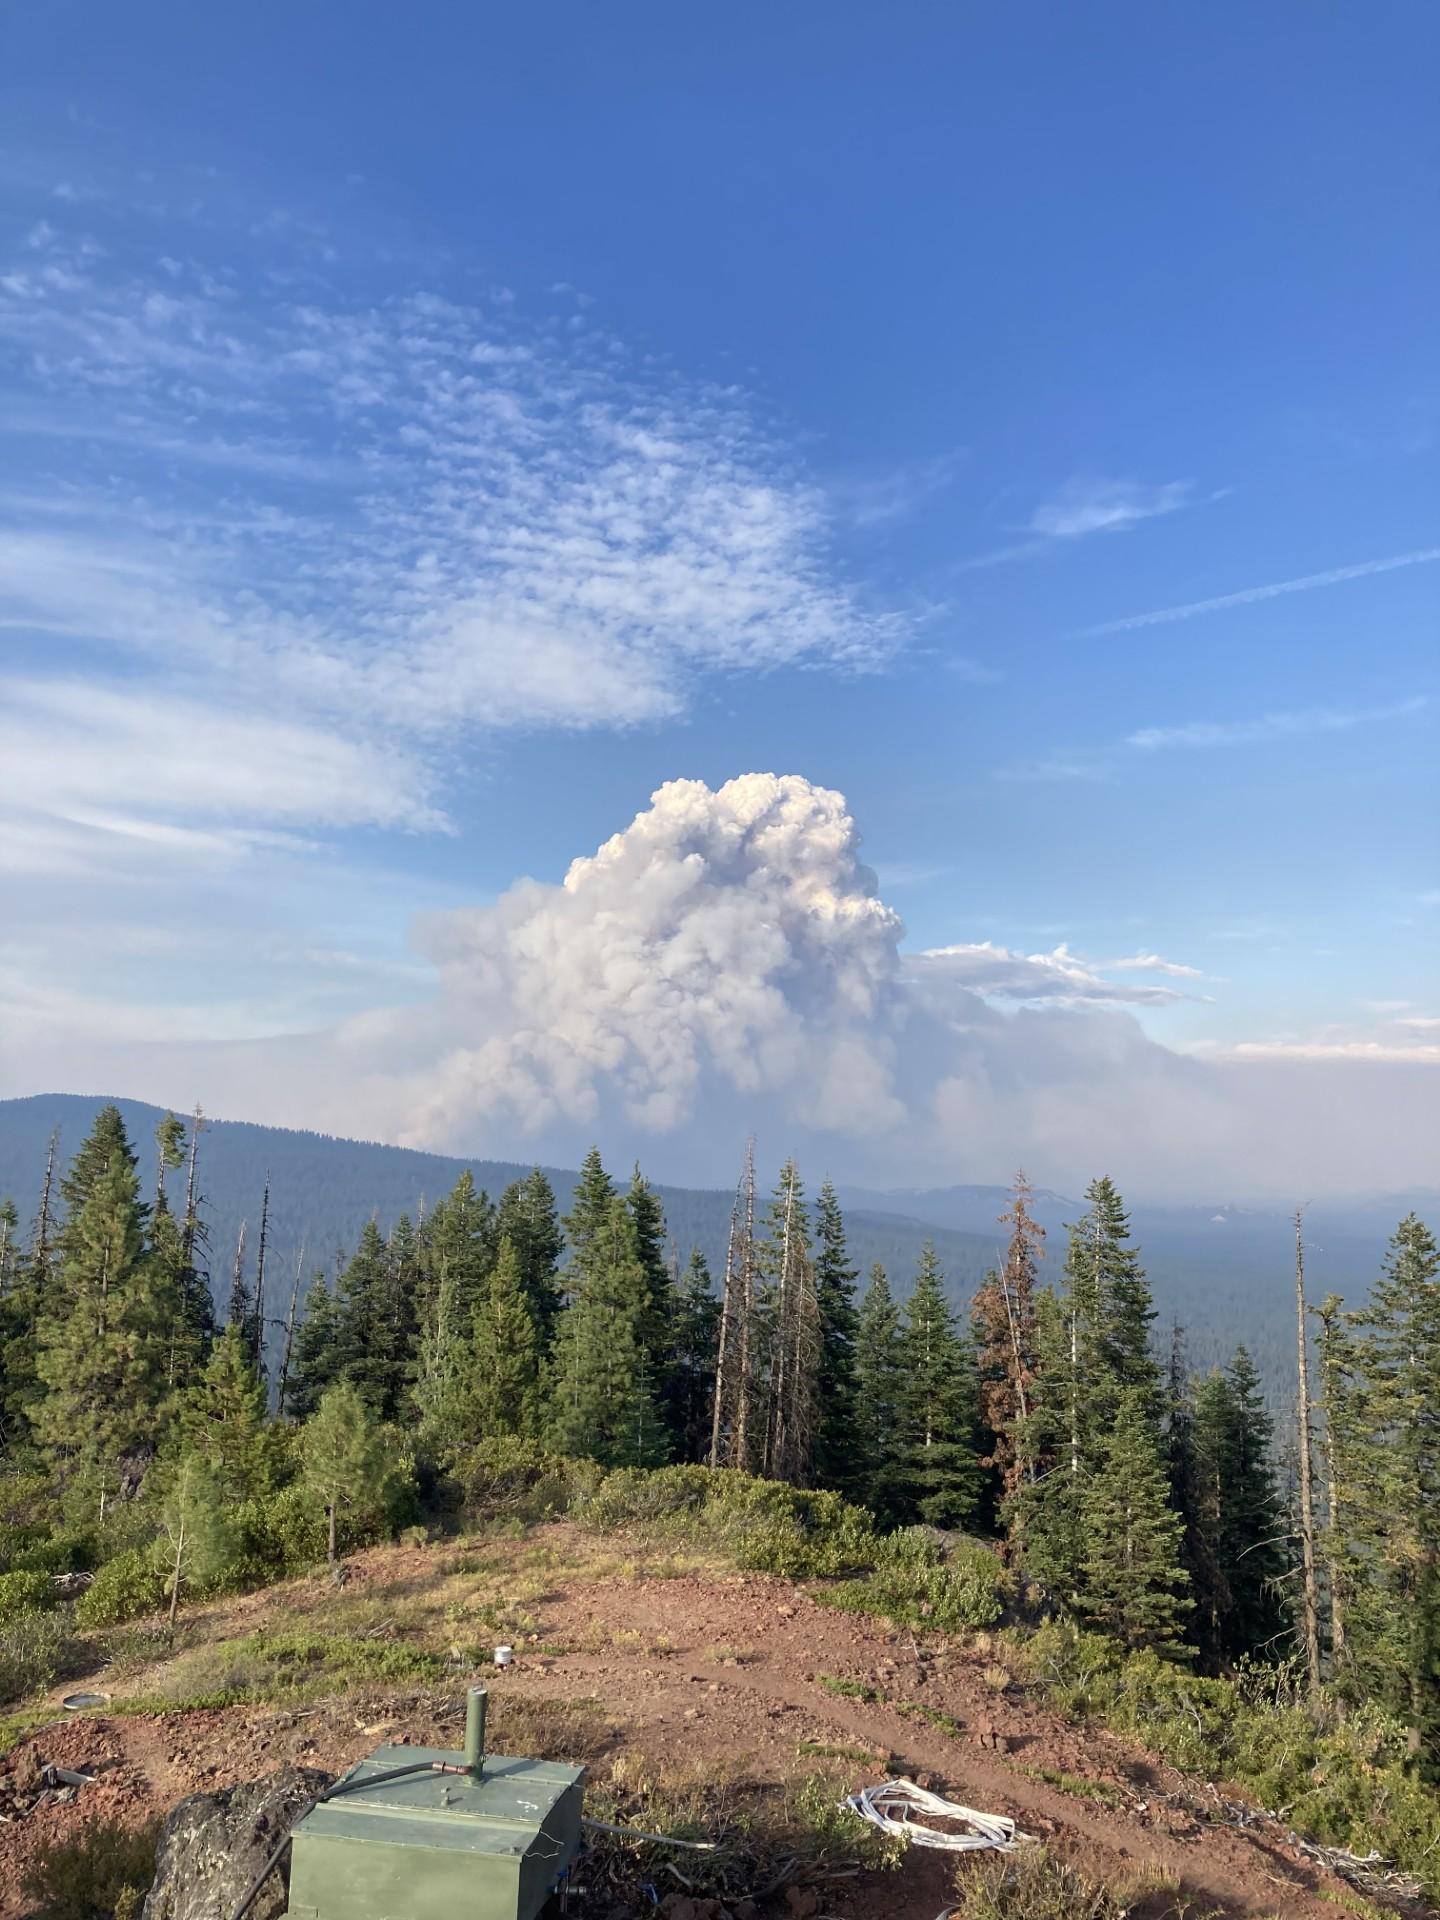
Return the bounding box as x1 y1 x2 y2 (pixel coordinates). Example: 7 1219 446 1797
143 1767 334 1920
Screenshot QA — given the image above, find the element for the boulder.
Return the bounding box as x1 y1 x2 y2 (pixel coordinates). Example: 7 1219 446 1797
143 1767 333 1920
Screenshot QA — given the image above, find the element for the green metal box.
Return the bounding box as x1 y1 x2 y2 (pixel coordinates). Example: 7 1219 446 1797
286 1744 587 1920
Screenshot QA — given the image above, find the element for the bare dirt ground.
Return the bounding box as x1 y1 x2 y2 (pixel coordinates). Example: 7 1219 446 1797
0 1527 1389 1919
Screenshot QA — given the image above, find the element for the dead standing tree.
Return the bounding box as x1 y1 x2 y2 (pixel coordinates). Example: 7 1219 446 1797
763 1163 821 1487
973 1170 1045 1552
1294 1207 1323 1699
710 1141 758 1471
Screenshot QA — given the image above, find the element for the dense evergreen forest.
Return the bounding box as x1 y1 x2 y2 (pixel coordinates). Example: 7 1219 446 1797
0 1094 1408 1393
1 1100 1437 1777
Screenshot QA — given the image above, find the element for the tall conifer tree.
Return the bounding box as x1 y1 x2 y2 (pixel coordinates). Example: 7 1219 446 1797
496 1169 564 1345
548 1195 666 1468
853 1263 905 1522
896 1243 982 1528
467 1235 542 1438
812 1180 860 1493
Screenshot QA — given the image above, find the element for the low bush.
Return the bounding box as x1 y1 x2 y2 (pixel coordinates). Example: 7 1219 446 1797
819 1530 1009 1632
0 1569 57 1625
22 1815 161 1920
0 1471 58 1573
954 1846 1163 1920
1024 1621 1440 1901
7 1529 98 1577
0 1606 70 1703
227 1482 329 1585
75 1548 166 1629
455 1436 603 1523
579 1465 879 1578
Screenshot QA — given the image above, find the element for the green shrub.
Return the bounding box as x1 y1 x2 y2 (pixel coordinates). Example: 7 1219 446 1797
228 1482 328 1585
456 1436 603 1523
0 1607 70 1702
75 1548 166 1628
579 1465 879 1579
22 1815 160 1920
818 1532 1008 1632
0 1569 57 1625
1022 1621 1440 1901
0 1471 57 1572
8 1529 98 1576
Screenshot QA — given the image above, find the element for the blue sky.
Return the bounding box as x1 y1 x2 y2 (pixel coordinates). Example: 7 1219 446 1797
0 2 1436 1196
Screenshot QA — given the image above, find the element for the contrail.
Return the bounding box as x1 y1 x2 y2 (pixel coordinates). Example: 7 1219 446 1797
1075 545 1440 638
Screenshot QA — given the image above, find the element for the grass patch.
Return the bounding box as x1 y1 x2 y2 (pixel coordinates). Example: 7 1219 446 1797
0 1607 72 1705
954 1846 1190 1919
110 1627 447 1712
22 1815 161 1920
1020 1764 1129 1808
895 1699 964 1737
815 1673 878 1703
796 1737 880 1764
579 1752 903 1910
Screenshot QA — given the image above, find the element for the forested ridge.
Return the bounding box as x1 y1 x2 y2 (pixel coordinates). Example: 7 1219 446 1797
0 1093 1408 1393
1 1098 1437 1725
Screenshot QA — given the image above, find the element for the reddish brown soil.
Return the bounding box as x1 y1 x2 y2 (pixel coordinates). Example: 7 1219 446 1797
0 1533 1381 1919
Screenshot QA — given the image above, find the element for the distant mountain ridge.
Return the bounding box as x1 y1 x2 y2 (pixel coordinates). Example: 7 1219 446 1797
1 1093 1423 1393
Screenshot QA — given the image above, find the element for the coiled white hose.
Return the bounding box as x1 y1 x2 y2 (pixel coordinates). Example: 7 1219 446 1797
842 1777 1027 1852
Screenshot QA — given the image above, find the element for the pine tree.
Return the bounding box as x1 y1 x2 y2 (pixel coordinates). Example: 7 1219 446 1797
812 1180 860 1494
1341 1214 1440 1717
59 1105 135 1233
1023 1178 1163 1600
563 1148 617 1281
626 1166 673 1355
301 1381 392 1568
853 1263 905 1522
1169 1332 1231 1672
1078 1388 1191 1655
181 1324 277 1502
0 1195 40 1453
1183 1353 1288 1669
285 1275 341 1419
157 1454 235 1629
466 1235 542 1438
664 1249 720 1464
147 1119 213 1400
896 1243 982 1528
496 1170 564 1346
333 1220 415 1421
548 1196 666 1468
757 1162 821 1485
424 1173 497 1329
1219 1347 1289 1658
34 1115 164 1522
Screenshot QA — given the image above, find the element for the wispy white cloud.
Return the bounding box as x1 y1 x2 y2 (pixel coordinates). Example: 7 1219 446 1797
1077 547 1440 639
1219 1037 1440 1064
1100 951 1206 979
909 940 1200 1007
954 474 1195 572
837 449 966 529
1127 696 1426 752
1027 475 1192 540
0 205 906 877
